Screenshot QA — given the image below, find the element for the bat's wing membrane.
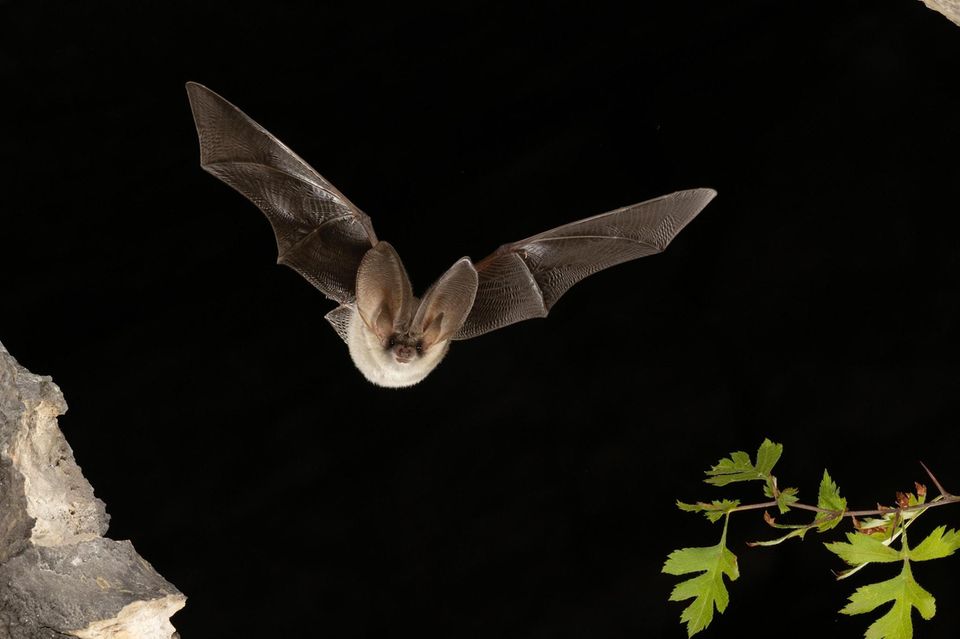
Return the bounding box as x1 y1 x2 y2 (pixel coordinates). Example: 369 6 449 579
455 188 716 340
186 82 377 305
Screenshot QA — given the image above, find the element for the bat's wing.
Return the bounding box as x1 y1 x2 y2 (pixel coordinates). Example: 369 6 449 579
455 188 716 340
186 82 377 305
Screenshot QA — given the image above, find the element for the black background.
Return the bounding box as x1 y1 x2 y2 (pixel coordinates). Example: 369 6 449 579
4 1 960 637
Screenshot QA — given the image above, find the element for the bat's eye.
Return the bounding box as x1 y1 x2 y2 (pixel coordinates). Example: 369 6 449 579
387 336 397 348
415 340 423 353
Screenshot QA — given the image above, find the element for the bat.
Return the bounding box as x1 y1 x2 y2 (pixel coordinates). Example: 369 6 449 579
186 82 716 388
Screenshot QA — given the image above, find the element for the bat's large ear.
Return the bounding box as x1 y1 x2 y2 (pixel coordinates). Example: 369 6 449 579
356 242 414 340
412 258 478 349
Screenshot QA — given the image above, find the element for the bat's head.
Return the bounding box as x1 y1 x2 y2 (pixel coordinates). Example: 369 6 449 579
350 243 478 387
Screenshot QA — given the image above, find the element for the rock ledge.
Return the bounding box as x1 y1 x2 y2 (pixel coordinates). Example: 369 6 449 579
0 342 184 639
920 0 960 26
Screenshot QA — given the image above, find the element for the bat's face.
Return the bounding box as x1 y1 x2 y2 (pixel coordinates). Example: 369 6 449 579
385 332 425 365
347 312 451 388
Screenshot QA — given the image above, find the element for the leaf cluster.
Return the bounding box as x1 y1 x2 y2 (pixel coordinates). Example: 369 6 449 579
663 438 959 638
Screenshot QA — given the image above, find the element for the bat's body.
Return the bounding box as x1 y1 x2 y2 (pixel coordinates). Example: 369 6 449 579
186 82 717 387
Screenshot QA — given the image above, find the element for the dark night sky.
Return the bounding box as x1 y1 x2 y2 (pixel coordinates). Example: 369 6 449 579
4 1 960 637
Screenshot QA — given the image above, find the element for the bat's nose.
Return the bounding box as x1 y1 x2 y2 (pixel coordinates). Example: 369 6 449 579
394 345 415 363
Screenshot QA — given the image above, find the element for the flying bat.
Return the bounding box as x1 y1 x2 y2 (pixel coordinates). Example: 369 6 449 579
185 82 716 388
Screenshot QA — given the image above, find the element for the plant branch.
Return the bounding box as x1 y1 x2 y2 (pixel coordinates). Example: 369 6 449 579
727 493 960 520
729 500 778 513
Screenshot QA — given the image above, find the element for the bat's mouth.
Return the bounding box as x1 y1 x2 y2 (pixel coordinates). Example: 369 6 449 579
392 345 416 364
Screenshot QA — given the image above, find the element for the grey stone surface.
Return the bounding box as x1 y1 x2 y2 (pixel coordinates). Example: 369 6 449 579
0 343 108 560
0 342 185 638
920 0 960 26
0 539 183 638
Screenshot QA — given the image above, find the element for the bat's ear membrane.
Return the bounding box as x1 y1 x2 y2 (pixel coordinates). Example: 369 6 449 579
356 242 414 340
413 258 478 349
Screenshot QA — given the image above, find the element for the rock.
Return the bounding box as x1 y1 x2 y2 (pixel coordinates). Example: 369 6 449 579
920 0 960 26
0 342 185 638
0 540 184 639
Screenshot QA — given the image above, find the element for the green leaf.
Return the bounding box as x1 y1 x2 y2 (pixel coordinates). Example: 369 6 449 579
825 532 901 566
753 438 783 476
704 450 755 486
815 469 847 531
817 470 846 510
704 439 782 486
677 499 740 523
907 526 960 562
840 561 935 639
776 486 799 514
663 520 739 637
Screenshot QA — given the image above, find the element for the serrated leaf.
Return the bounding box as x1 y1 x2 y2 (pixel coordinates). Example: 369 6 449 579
753 438 783 476
704 438 782 486
663 523 739 637
704 450 755 486
677 499 741 523
840 561 935 639
837 515 914 581
907 526 960 562
776 486 799 514
825 532 901 566
815 469 846 531
818 469 846 510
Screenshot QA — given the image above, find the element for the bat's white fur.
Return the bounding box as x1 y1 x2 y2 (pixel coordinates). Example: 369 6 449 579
346 309 450 388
